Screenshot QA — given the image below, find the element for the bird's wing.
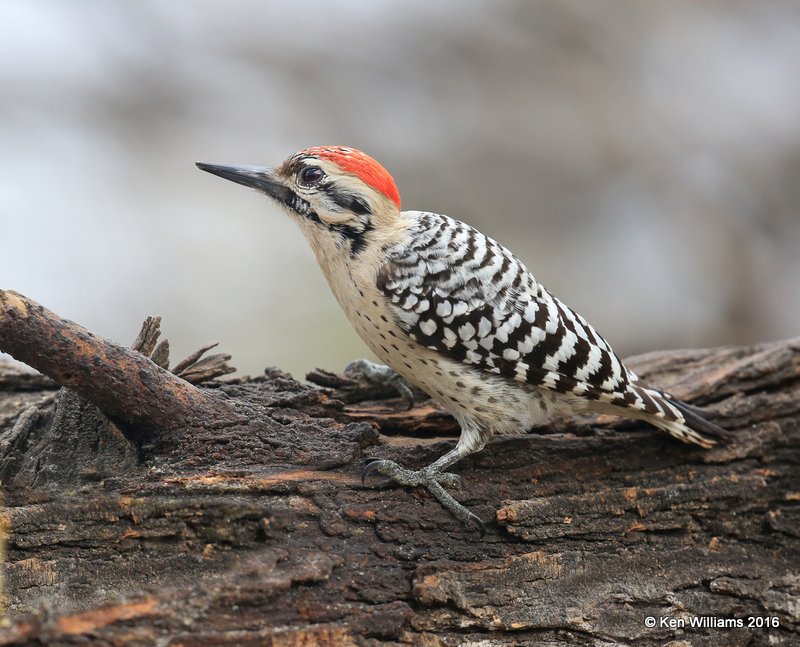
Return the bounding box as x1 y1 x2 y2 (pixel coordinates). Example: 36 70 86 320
378 212 642 408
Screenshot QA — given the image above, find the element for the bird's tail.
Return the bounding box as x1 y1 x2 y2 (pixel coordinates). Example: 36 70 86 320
630 384 730 448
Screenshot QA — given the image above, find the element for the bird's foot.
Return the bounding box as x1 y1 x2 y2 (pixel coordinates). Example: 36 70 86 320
363 459 463 488
345 359 415 410
363 459 485 536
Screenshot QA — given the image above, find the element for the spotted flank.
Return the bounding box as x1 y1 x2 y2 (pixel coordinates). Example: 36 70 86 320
378 211 725 447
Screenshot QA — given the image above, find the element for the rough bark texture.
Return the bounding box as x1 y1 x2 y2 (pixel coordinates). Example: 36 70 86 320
0 294 797 646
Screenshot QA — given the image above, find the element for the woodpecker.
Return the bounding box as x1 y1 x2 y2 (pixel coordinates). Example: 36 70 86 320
197 146 728 534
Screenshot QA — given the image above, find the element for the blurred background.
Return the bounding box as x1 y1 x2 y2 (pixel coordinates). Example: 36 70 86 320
2 0 799 378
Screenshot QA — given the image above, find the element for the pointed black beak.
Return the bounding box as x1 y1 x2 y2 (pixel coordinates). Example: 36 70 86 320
196 162 290 202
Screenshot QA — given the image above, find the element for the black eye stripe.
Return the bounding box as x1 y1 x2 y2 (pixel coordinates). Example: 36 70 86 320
325 186 372 215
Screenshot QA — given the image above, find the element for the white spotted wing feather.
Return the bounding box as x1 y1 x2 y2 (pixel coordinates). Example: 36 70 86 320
378 211 726 447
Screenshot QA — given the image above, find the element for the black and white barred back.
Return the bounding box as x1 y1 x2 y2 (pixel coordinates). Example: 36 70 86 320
378 211 726 447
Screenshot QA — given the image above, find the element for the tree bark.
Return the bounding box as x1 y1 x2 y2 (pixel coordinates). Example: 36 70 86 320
0 292 797 646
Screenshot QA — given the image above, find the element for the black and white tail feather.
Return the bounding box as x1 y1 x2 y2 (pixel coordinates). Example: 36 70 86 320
604 383 728 448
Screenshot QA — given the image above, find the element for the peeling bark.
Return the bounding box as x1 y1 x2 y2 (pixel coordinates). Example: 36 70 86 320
0 291 797 645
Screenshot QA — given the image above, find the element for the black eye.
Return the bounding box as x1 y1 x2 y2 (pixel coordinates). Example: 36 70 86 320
299 166 324 185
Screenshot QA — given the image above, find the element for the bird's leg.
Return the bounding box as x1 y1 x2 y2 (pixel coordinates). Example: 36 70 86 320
363 443 486 535
344 358 415 409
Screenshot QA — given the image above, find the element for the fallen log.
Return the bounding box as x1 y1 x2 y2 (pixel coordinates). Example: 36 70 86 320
0 289 797 646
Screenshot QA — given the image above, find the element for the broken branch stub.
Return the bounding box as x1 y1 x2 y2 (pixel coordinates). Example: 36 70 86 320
0 290 242 431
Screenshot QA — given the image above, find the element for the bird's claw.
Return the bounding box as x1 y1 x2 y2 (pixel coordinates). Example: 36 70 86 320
361 459 483 536
435 472 464 490
467 511 486 538
345 359 415 409
362 458 395 485
362 459 461 488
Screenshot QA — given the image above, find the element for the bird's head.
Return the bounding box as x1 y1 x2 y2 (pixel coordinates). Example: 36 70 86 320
197 146 403 258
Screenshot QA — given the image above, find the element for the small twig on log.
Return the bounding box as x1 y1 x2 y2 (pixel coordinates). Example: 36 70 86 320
171 343 235 384
306 366 428 405
0 290 243 431
171 342 220 376
130 319 235 383
131 316 162 357
150 340 170 369
175 353 236 384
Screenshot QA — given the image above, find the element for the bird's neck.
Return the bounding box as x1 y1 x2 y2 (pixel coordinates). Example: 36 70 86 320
304 211 413 315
